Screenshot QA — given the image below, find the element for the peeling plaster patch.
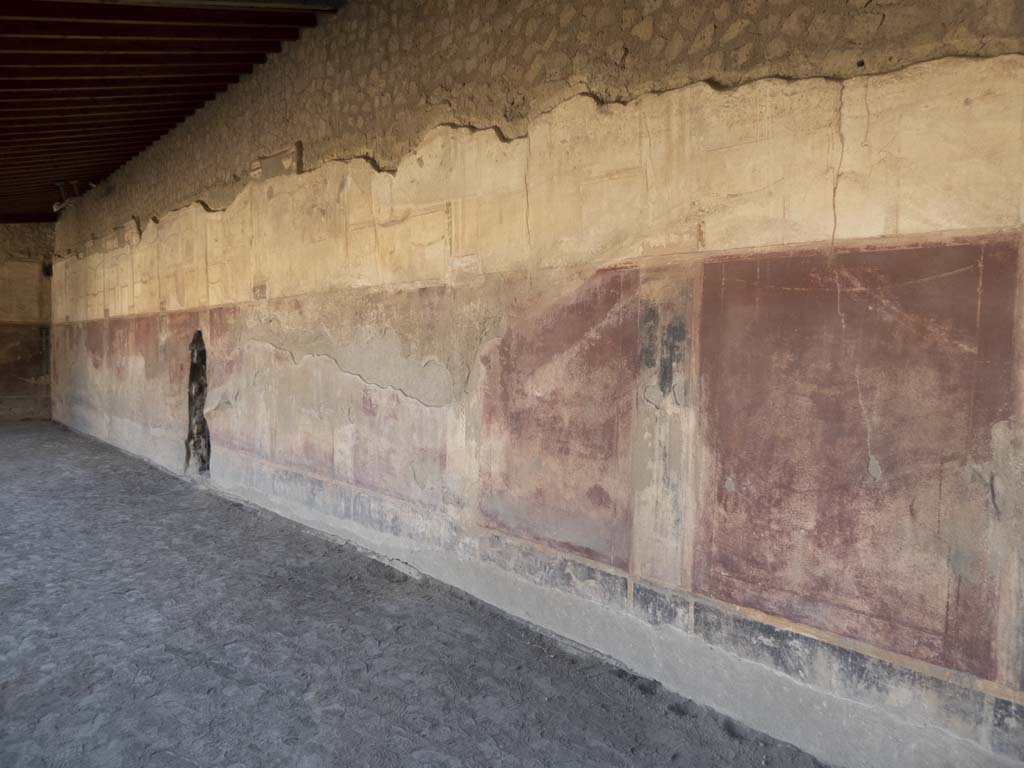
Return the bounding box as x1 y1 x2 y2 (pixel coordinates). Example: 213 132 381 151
243 338 450 411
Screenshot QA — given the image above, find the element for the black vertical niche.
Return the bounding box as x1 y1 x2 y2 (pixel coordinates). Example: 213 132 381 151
185 330 210 473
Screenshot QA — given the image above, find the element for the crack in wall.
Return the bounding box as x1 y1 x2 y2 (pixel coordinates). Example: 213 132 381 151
836 272 881 482
241 338 449 410
831 80 847 250
854 365 883 482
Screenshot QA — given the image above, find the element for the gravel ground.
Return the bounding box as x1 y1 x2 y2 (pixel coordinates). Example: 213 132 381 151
0 421 828 768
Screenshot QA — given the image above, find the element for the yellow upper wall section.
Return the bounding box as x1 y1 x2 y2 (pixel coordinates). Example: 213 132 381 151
52 56 1024 325
54 0 1024 249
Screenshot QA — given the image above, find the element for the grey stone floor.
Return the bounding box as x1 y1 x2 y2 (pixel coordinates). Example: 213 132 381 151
1 421 827 768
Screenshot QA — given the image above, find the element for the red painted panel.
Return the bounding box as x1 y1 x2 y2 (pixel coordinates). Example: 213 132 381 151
697 236 1019 679
133 314 160 382
207 305 239 390
85 320 106 371
109 317 131 383
479 267 640 569
205 304 269 457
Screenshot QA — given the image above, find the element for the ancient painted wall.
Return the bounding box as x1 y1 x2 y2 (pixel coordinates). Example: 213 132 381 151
51 54 1024 767
0 223 52 420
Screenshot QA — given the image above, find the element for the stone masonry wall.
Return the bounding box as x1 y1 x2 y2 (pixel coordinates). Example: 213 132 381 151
51 51 1024 767
55 0 1024 251
1 223 52 420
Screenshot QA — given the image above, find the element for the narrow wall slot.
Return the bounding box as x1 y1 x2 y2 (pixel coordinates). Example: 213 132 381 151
185 330 210 474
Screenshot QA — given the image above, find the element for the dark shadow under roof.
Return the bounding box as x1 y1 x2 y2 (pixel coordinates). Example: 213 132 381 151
0 0 339 223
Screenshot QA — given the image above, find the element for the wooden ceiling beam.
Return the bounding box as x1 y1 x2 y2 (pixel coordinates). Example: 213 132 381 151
0 200 80 207
0 38 281 53
0 76 237 92
0 116 194 132
0 87 225 101
0 158 145 172
0 140 167 155
2 107 186 120
0 20 300 41
0 97 209 112
1 168 121 176
0 111 190 126
0 2 318 27
1 173 132 186
0 180 96 189
2 156 137 166
0 52 267 66
0 204 69 212
0 2 330 220
1 182 119 194
0 76 239 91
0 121 179 138
0 219 60 227
74 0 338 8
0 65 252 78
1 150 141 163
1 145 146 159
0 188 96 197
0 129 169 145
0 197 76 203
0 147 161 162
2 174 128 187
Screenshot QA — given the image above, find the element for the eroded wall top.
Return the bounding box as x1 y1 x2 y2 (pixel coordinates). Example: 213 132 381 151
55 0 1024 250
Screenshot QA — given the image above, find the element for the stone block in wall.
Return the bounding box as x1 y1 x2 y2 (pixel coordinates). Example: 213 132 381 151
449 190 531 277
85 252 106 322
51 260 67 324
527 98 647 269
132 227 160 316
207 187 256 307
340 162 385 288
62 258 82 324
836 56 1024 240
373 205 450 286
522 77 841 271
252 164 347 300
157 206 209 313
681 78 838 252
103 246 133 319
385 127 532 276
